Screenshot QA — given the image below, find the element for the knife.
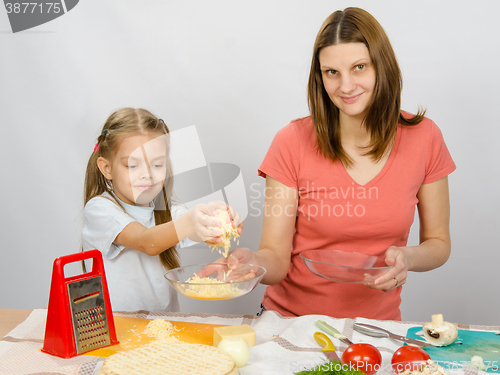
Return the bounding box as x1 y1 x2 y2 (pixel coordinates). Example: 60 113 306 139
314 332 341 362
316 319 353 346
353 323 435 347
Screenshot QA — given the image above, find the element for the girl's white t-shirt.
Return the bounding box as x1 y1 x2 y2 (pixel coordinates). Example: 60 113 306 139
82 192 195 312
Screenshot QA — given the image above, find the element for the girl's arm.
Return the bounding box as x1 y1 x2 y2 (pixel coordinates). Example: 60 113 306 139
114 203 224 256
372 176 452 290
187 204 244 243
227 176 298 285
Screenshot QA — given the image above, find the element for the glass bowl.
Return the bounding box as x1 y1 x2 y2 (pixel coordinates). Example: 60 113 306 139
300 249 391 284
164 262 266 300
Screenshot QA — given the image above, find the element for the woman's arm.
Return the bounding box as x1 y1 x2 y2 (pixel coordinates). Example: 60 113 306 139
373 176 452 290
409 175 452 270
228 176 298 285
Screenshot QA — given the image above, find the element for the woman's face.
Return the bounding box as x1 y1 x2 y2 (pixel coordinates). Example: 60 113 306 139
319 42 376 124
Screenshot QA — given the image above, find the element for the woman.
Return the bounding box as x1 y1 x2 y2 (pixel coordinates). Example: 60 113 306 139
228 7 455 320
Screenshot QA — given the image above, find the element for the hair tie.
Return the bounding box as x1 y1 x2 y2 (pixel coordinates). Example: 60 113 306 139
94 129 107 152
159 118 165 123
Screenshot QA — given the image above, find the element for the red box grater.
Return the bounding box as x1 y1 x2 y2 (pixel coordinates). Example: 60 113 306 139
42 250 118 358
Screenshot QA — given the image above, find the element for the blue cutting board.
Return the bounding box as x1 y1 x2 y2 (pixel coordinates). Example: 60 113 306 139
406 327 500 373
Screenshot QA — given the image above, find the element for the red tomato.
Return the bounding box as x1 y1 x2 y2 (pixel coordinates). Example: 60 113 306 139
341 343 382 375
391 346 431 373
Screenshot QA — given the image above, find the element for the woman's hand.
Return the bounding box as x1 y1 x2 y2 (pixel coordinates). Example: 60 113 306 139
204 248 260 270
226 248 260 281
189 176 296 284
196 248 259 281
227 247 260 269
369 246 412 292
370 177 452 292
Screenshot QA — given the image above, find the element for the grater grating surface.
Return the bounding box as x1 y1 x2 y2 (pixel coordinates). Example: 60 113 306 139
68 276 111 354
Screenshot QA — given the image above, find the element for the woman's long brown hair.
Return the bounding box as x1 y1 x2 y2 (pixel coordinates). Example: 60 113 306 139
308 7 425 168
84 108 179 269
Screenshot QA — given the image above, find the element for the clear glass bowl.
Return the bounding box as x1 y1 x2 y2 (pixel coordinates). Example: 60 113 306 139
300 249 391 284
164 262 266 300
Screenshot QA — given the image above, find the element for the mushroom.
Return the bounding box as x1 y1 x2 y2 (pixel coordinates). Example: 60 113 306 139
470 356 488 371
422 314 458 346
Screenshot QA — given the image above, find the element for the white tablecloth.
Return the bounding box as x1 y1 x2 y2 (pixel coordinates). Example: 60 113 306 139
0 309 496 375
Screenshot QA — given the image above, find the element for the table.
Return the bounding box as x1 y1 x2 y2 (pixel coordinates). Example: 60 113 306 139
1 309 497 375
0 309 32 338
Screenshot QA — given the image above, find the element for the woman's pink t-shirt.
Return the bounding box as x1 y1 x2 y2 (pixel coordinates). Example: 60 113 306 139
258 115 456 320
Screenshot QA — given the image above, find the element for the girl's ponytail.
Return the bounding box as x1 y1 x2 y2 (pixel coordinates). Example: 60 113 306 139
155 187 180 270
84 149 111 205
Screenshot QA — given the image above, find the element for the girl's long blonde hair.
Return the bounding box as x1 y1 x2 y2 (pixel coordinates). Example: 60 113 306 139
84 107 179 269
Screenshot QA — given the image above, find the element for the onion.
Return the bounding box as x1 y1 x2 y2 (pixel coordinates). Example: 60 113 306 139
217 337 250 368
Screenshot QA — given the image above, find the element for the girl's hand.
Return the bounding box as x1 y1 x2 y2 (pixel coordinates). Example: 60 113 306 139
190 201 227 243
226 204 244 237
202 203 244 245
189 201 244 244
369 246 411 292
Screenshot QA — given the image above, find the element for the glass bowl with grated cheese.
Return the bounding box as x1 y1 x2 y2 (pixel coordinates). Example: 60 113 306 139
300 249 391 284
164 262 266 300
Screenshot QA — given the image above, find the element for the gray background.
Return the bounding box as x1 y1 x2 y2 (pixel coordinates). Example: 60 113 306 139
1 0 499 325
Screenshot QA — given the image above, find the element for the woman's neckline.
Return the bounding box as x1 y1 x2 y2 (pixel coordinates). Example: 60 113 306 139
336 125 401 187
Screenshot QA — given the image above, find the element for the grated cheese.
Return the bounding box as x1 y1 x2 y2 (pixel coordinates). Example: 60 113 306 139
187 274 226 284
206 209 240 258
143 319 178 341
223 269 232 280
182 274 244 300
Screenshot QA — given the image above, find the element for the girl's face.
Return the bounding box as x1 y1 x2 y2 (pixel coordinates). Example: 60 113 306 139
100 133 169 206
319 42 376 124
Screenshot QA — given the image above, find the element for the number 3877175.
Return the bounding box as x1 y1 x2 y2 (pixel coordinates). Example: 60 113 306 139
5 2 62 14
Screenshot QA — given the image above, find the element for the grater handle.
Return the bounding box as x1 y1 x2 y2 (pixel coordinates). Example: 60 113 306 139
54 250 105 280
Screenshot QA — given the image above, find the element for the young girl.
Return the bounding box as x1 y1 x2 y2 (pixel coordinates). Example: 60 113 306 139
82 107 242 312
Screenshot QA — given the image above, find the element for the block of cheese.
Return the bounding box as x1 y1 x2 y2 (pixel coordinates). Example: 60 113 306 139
213 324 256 347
